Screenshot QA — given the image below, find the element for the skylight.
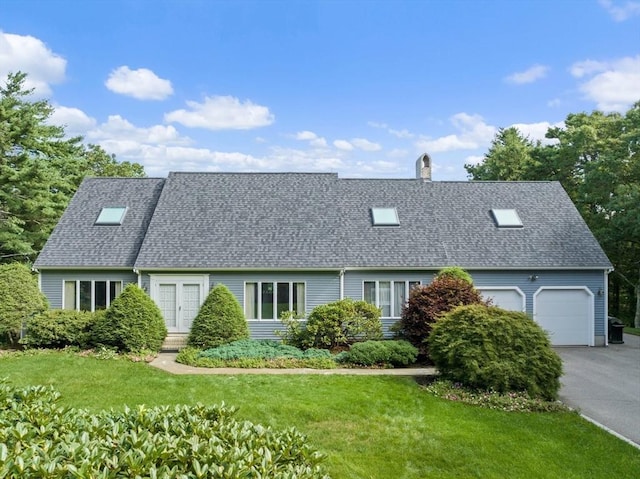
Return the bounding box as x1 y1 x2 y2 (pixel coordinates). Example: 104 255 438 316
491 209 523 228
95 207 127 225
371 207 399 226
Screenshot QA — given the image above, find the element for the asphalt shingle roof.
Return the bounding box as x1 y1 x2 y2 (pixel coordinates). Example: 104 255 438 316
35 172 612 270
34 177 165 268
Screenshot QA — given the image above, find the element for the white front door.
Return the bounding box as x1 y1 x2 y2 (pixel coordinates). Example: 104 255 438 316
151 275 208 333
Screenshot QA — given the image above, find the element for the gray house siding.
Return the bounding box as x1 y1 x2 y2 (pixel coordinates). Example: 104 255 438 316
343 269 608 343
141 270 340 340
471 270 607 332
39 270 138 309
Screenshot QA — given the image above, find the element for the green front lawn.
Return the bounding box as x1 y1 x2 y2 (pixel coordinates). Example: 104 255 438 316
624 326 640 336
2 351 639 479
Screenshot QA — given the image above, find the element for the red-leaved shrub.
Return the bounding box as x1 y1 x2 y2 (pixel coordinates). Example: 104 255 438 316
397 275 486 354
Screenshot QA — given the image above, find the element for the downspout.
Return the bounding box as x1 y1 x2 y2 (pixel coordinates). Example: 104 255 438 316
605 268 612 347
339 269 345 300
32 266 41 291
134 268 142 289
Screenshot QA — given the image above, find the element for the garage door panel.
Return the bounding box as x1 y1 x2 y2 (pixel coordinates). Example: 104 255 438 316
479 288 525 312
535 289 592 346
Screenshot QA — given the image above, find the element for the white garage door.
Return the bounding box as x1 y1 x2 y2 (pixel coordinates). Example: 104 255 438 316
479 288 525 312
534 288 592 346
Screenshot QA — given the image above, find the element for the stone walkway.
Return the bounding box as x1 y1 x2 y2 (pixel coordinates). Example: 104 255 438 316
150 353 437 376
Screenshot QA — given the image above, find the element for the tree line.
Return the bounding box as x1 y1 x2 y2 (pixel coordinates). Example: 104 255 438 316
466 102 640 327
0 72 145 263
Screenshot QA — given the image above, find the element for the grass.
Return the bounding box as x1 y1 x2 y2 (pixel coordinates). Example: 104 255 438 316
2 350 639 479
624 326 640 336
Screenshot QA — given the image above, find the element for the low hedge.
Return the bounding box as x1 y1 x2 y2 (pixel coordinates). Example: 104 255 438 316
20 310 95 349
0 381 330 478
336 340 418 367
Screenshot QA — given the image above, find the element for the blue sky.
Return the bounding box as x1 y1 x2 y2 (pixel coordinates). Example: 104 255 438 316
2 0 639 180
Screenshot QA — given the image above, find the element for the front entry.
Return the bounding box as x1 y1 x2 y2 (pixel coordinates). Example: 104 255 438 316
150 275 208 333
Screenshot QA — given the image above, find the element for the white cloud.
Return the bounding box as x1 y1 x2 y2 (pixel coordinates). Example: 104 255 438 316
369 121 414 139
389 128 414 139
351 138 382 151
416 113 496 153
598 0 640 21
165 95 274 130
0 31 66 96
571 55 640 112
294 130 327 147
505 64 549 84
388 148 409 159
547 98 561 108
87 115 190 145
267 146 344 171
334 139 354 151
510 121 563 145
570 60 608 78
48 106 97 136
464 155 484 166
105 66 173 100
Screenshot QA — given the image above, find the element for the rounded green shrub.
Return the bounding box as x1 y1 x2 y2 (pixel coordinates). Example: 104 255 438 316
436 266 473 284
0 263 48 346
21 309 94 349
187 283 249 349
337 340 418 367
428 305 563 400
397 272 486 354
92 284 167 352
297 298 382 350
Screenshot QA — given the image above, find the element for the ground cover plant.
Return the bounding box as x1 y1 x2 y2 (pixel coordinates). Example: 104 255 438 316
424 379 569 413
2 351 639 479
0 381 328 478
177 340 336 369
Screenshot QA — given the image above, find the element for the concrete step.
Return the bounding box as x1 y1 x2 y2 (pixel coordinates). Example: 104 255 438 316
162 334 188 351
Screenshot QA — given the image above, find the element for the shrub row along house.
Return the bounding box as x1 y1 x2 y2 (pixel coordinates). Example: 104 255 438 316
34 155 612 347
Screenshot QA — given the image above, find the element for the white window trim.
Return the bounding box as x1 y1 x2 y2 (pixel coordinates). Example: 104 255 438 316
244 281 307 321
362 280 421 319
61 279 123 312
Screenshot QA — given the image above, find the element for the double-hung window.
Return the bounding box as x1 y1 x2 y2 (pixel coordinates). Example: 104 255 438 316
63 280 122 311
363 280 420 318
245 281 306 320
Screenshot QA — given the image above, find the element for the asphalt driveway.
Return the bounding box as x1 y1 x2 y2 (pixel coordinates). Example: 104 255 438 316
556 333 640 447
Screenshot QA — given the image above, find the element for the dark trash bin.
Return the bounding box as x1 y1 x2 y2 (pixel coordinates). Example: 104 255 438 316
608 317 625 344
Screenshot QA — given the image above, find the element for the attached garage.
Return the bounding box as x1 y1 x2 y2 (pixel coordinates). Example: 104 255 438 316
478 287 525 312
534 288 593 346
